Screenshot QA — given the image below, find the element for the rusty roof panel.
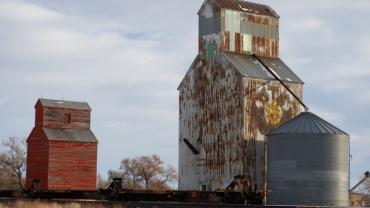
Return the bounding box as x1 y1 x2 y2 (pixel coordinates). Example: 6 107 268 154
214 0 279 18
38 98 91 110
223 52 303 83
259 56 303 84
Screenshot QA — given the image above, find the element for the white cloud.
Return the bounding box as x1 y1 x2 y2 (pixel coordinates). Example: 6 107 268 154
309 105 344 126
1 0 370 183
0 0 187 177
350 129 370 185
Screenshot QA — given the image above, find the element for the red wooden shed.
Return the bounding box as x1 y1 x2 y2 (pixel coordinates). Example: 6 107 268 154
26 98 98 190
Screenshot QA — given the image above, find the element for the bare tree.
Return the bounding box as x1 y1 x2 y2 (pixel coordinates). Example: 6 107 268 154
0 152 18 189
134 155 163 189
96 174 109 189
0 137 26 190
108 154 177 190
149 164 177 190
158 165 177 185
121 158 144 188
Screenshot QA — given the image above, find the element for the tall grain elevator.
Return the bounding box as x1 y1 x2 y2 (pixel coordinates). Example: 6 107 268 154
26 98 98 190
178 0 304 191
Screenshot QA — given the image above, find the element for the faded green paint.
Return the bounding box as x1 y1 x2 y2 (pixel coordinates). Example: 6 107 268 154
207 43 214 62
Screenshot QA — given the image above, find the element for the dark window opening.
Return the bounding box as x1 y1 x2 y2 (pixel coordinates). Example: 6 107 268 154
201 185 207 191
64 113 71 124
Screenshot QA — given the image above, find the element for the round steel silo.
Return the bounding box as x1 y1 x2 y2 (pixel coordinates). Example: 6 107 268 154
266 112 349 206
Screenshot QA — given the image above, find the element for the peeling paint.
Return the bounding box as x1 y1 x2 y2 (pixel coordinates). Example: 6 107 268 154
179 0 303 192
178 50 302 190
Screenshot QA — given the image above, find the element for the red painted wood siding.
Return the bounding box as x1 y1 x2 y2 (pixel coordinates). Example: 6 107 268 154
28 99 98 190
26 128 49 189
47 141 97 190
35 104 91 130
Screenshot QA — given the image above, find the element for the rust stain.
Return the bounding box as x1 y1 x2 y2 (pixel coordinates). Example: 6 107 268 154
179 44 302 190
247 14 278 26
235 33 242 53
215 0 279 18
221 31 230 51
179 0 300 191
251 36 279 58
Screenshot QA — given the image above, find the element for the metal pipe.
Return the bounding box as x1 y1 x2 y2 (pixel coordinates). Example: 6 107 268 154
252 54 309 111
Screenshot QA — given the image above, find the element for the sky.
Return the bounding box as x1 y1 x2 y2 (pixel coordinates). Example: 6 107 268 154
0 0 370 188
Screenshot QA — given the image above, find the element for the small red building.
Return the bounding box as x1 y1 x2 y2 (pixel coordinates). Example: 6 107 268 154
26 98 98 190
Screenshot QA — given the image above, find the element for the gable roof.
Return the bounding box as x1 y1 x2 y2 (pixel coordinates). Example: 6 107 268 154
43 127 98 143
267 112 348 136
37 98 91 110
223 52 303 83
199 0 279 18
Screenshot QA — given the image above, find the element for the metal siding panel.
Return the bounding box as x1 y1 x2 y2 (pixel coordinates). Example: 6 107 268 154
242 34 252 53
267 134 349 206
199 12 221 38
267 112 348 135
217 0 280 18
223 52 303 83
43 127 98 143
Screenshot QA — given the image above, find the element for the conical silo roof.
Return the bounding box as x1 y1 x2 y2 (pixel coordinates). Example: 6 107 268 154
267 112 348 136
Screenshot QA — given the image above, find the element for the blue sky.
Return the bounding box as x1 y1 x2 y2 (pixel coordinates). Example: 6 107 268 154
0 0 370 187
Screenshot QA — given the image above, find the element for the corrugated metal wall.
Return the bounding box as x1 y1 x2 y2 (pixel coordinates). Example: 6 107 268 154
178 52 303 190
221 9 279 58
267 134 349 206
179 0 302 191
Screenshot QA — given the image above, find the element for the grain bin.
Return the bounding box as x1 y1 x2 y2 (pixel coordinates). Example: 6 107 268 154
266 112 349 206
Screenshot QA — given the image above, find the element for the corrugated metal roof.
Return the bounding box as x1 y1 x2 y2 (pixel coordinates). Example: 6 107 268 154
267 112 348 136
223 52 303 83
43 127 98 143
214 0 279 18
38 98 91 110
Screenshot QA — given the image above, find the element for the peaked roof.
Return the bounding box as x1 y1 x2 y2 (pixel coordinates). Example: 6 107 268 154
43 127 98 143
223 52 303 83
199 0 279 18
267 112 348 136
37 98 91 110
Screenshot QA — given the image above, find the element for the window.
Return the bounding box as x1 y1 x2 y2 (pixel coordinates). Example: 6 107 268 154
201 185 207 191
64 113 71 124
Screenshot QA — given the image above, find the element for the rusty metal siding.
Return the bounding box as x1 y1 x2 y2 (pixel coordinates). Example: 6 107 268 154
221 9 279 58
243 79 303 188
240 20 278 40
224 52 303 83
179 52 245 190
213 0 279 18
179 50 303 191
180 0 303 192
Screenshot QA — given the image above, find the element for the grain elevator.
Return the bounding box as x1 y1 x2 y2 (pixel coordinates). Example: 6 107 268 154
178 0 304 191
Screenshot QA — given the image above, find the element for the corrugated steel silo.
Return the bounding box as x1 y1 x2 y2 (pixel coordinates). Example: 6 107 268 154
266 112 349 206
